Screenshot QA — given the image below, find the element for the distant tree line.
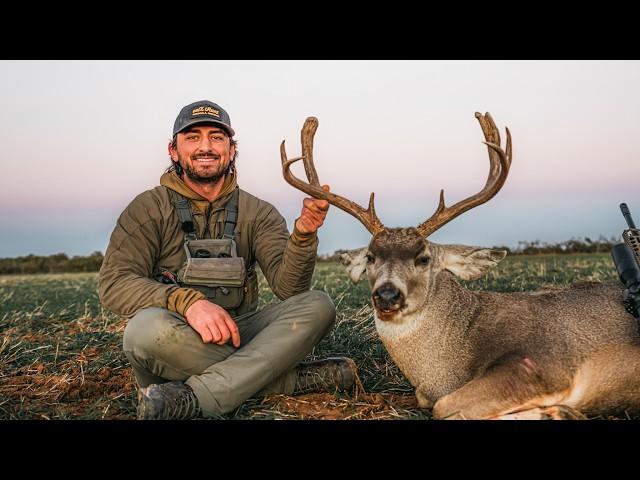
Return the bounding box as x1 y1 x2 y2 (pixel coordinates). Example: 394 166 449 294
316 236 621 262
507 235 620 256
0 252 104 274
0 236 621 274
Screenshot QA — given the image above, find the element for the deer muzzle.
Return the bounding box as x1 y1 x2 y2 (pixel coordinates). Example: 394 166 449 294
372 282 405 319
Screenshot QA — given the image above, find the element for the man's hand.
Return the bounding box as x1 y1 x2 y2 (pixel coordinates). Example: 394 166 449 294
295 184 330 234
184 299 241 347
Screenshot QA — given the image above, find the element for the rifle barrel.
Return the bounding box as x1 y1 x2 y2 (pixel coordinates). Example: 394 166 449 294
621 203 637 229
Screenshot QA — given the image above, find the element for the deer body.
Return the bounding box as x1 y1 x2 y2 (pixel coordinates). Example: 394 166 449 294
338 231 640 419
281 112 640 419
375 269 637 414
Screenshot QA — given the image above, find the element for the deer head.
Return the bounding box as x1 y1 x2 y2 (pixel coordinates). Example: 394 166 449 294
280 113 512 323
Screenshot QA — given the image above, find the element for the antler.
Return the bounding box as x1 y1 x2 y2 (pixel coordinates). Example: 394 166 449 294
416 112 512 237
280 117 385 235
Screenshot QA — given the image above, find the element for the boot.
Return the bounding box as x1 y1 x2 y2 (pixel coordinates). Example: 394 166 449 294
293 356 357 395
137 381 201 420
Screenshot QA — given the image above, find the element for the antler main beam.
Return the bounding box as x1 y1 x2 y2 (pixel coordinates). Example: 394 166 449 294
280 117 385 235
280 112 511 238
416 112 512 237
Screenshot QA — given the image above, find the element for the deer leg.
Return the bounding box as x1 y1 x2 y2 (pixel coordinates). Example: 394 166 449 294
562 344 640 418
432 353 571 420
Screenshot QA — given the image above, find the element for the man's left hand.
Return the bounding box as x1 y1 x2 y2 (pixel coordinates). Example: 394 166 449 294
295 184 330 234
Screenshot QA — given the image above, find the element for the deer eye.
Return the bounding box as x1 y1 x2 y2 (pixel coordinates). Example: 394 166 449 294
365 253 375 264
416 256 430 266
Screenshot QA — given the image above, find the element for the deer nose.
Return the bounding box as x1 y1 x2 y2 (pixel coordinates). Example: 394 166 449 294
372 283 405 311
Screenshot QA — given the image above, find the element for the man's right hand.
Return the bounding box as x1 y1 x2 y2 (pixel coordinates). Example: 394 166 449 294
184 299 241 347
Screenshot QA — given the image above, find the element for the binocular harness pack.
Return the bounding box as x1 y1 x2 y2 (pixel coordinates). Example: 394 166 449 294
156 187 254 312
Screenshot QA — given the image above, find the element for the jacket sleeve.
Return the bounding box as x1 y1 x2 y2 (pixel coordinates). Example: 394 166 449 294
252 204 318 300
98 192 204 318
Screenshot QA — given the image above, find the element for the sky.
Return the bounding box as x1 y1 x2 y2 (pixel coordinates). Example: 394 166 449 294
0 60 638 257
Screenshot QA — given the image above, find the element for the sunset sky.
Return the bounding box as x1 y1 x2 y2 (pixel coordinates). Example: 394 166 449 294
1 60 638 257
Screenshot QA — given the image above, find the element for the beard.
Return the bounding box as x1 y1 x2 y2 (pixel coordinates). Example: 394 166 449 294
181 153 233 184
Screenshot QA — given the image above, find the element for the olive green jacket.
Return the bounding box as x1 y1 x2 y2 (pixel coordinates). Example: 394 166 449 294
98 170 318 318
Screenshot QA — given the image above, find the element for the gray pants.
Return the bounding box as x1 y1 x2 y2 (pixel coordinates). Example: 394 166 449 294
123 290 336 417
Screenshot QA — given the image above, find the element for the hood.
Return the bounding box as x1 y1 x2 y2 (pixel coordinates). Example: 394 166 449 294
160 169 238 211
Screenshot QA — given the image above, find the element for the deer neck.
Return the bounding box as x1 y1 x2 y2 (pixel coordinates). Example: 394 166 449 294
374 270 480 397
430 270 480 328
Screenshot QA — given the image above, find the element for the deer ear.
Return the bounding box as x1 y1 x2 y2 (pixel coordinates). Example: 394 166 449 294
340 248 368 283
442 245 507 280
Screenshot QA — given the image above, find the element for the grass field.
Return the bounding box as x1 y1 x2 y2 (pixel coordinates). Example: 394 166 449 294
0 253 630 420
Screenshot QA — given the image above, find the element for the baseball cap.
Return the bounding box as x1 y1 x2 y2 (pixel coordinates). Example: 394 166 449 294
173 100 235 137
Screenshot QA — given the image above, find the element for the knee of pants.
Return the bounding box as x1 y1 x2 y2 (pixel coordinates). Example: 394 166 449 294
302 290 336 333
123 307 185 358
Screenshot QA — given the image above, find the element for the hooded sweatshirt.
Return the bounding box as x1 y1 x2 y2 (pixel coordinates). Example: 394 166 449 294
98 170 318 318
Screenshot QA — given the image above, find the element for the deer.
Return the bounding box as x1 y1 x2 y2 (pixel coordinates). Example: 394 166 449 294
279 113 640 420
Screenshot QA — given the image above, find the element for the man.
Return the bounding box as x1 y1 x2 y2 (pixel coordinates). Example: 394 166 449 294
99 100 357 420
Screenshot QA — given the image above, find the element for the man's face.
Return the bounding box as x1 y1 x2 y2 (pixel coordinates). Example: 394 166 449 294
169 124 236 184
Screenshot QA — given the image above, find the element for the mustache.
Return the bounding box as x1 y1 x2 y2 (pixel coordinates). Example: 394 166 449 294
191 153 221 160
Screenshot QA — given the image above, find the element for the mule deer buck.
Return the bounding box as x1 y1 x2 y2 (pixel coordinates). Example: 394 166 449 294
280 113 640 419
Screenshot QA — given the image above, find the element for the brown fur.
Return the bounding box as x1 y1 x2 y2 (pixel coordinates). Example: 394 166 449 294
341 229 640 420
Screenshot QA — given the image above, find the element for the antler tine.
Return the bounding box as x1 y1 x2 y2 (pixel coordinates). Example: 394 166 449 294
301 117 320 187
417 112 512 237
479 112 513 173
280 118 385 235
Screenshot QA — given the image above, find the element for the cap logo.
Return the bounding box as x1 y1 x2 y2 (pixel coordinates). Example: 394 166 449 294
191 106 220 118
